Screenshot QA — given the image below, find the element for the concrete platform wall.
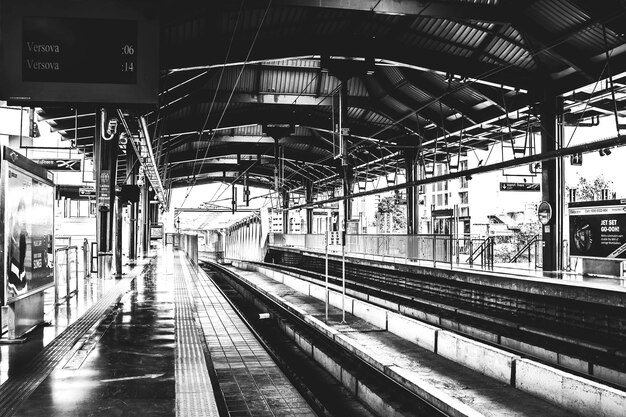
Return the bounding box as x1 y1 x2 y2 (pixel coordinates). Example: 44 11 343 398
235 259 626 417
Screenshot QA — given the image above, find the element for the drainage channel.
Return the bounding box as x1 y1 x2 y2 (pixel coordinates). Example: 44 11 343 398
201 261 447 417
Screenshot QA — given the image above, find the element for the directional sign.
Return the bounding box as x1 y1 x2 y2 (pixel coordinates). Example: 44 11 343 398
79 187 96 197
34 158 81 171
500 182 540 192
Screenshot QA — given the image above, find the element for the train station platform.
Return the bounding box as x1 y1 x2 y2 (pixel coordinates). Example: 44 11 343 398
2 244 625 417
0 250 316 417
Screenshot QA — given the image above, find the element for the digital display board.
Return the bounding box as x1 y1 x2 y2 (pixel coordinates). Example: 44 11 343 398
22 17 137 84
4 164 55 304
0 0 158 105
569 200 626 260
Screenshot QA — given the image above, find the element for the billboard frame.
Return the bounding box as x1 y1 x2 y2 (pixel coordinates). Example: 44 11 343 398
1 147 55 306
568 199 626 261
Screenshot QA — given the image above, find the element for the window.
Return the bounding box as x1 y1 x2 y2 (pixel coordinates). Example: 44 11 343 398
459 191 468 204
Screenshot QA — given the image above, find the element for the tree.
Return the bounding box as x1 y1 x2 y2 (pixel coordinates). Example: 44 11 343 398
375 196 407 233
567 175 615 202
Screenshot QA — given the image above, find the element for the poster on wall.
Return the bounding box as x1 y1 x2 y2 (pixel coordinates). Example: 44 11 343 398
5 165 54 303
569 200 626 260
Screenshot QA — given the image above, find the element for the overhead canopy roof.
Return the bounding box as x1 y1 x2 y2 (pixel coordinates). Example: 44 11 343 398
38 0 626 203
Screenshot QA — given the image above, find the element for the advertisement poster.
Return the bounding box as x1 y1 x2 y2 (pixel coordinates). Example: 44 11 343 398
569 201 626 259
5 166 54 303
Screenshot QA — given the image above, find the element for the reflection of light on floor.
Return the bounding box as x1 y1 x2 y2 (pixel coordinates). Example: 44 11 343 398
50 368 101 406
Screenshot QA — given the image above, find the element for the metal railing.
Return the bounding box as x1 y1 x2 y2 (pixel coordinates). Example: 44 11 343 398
271 233 454 265
467 237 494 268
268 233 546 271
55 245 79 304
509 235 541 266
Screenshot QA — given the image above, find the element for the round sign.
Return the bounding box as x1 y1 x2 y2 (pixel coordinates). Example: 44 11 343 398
537 201 552 225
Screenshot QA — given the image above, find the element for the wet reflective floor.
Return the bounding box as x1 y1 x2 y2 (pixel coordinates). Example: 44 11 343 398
10 258 176 417
0 272 117 386
0 251 318 417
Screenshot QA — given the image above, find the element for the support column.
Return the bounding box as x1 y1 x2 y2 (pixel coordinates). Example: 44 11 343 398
404 149 419 234
282 190 289 234
305 180 314 234
115 196 123 277
540 88 564 272
141 184 150 256
126 141 138 265
94 108 118 278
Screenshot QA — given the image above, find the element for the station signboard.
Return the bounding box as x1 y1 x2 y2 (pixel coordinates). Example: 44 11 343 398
569 199 626 259
0 0 158 105
34 159 81 171
500 182 540 192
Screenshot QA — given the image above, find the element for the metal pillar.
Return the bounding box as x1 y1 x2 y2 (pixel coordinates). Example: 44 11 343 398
540 89 564 272
305 180 314 234
94 108 118 278
141 184 150 256
115 196 123 277
405 149 419 235
127 141 138 265
282 190 289 234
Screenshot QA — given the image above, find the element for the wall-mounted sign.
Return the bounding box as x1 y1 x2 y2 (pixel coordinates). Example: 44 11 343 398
34 158 81 171
538 201 552 225
570 152 583 166
98 170 110 211
500 182 540 192
569 200 626 259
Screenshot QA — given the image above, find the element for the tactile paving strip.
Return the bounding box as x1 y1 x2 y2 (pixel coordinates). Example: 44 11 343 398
187 259 317 417
0 265 148 417
176 254 220 417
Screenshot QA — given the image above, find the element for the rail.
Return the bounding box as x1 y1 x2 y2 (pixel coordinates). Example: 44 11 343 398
54 245 79 304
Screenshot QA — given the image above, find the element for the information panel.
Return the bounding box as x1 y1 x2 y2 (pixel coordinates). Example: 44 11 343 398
0 0 158 105
569 200 626 260
4 165 55 303
22 17 137 84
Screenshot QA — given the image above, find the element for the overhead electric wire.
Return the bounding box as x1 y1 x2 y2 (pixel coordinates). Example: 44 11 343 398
180 0 274 209
179 0 245 207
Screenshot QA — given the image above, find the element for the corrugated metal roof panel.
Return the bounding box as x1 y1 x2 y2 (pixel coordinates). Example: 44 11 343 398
380 96 412 115
260 68 317 95
485 26 536 70
403 83 434 103
525 0 587 34
348 77 368 97
383 67 405 86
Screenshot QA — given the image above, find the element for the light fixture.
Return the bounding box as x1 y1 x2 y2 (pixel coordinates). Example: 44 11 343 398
599 149 606 156
465 175 473 181
605 148 612 156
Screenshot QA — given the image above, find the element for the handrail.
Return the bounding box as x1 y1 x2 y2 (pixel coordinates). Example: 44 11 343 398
467 237 494 267
509 235 540 264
